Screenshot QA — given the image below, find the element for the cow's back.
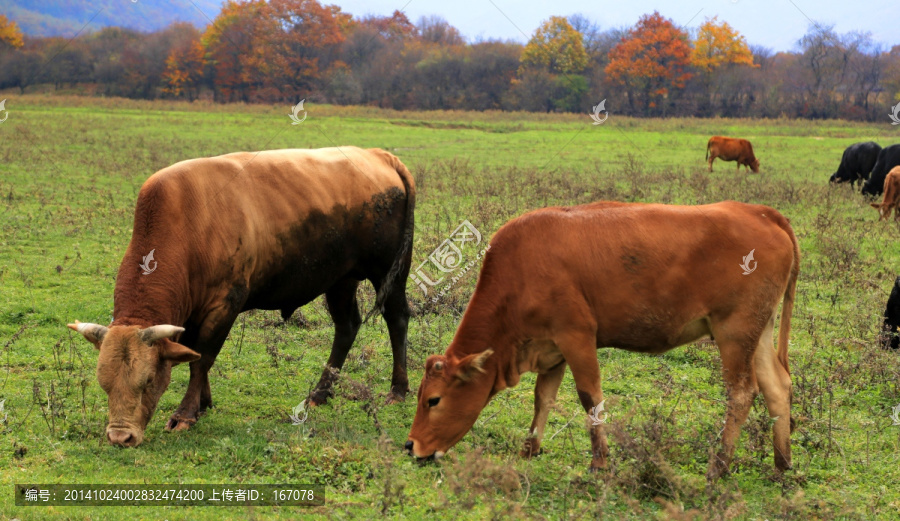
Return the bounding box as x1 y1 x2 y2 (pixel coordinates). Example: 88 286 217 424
118 147 412 318
477 201 795 351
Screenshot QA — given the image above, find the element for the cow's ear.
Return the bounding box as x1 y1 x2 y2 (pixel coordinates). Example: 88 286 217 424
455 350 494 382
158 341 201 365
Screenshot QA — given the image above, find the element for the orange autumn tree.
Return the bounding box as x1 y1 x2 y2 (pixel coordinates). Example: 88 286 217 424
692 16 758 112
203 0 266 102
250 0 348 100
0 14 24 50
162 39 205 100
692 16 755 73
605 11 692 115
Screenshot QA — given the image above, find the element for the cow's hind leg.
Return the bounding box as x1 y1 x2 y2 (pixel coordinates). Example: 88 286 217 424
707 324 761 481
754 315 793 473
167 308 237 431
380 276 411 404
521 361 567 458
310 277 362 406
708 154 716 172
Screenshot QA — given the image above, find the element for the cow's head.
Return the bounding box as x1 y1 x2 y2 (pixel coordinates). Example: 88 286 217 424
870 201 892 220
750 158 760 173
405 350 494 460
68 321 200 447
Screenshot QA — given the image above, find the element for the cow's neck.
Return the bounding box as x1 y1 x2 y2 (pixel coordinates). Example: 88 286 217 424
111 249 191 328
446 287 524 394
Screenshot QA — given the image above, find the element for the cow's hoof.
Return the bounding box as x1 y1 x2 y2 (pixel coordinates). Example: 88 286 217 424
706 459 730 482
165 417 196 432
308 392 330 407
519 448 543 459
385 391 406 405
520 439 542 458
589 456 608 472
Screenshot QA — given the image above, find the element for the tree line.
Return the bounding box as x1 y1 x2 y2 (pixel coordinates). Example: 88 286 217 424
1 2 898 120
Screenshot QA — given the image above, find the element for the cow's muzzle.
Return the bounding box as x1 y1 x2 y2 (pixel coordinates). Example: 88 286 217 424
107 426 143 447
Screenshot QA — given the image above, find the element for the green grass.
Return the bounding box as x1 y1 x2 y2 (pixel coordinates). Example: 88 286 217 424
2 94 900 519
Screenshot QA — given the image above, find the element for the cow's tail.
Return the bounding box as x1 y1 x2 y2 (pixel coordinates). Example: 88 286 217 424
776 218 800 375
366 153 416 321
705 139 711 161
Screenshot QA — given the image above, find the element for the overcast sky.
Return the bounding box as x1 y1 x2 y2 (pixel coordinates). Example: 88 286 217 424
330 0 897 52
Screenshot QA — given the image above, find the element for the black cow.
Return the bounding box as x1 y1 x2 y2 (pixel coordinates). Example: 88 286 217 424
881 277 900 350
862 144 900 196
829 142 881 187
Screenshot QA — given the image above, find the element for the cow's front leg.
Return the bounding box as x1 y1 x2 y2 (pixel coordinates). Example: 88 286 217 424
166 354 219 431
557 330 608 471
166 311 235 431
521 362 567 458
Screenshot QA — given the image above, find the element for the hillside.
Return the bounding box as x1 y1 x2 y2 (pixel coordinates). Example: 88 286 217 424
0 0 223 36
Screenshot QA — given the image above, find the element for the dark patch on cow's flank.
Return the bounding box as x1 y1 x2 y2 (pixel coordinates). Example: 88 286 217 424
225 282 249 314
244 187 407 314
621 253 643 273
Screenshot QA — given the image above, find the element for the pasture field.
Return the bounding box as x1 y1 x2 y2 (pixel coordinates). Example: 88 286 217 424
2 95 900 520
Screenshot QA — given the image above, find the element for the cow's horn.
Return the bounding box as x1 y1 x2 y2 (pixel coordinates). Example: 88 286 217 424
67 321 109 344
139 325 185 344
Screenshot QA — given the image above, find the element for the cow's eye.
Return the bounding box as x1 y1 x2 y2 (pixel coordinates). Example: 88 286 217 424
427 397 441 408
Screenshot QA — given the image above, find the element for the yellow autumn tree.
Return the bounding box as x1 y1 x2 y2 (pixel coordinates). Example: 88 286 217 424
692 16 756 73
520 16 588 75
0 15 24 50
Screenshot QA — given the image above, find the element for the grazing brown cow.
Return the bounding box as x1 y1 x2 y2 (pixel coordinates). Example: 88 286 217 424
406 201 798 480
69 147 415 447
870 166 900 220
707 136 760 173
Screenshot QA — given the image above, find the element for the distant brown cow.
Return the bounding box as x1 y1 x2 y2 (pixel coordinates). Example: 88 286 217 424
69 147 415 447
707 136 760 173
406 201 798 481
870 166 900 220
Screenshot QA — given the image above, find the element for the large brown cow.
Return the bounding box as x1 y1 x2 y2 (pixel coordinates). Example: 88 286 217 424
406 201 798 480
870 166 900 220
707 136 760 173
69 147 415 447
